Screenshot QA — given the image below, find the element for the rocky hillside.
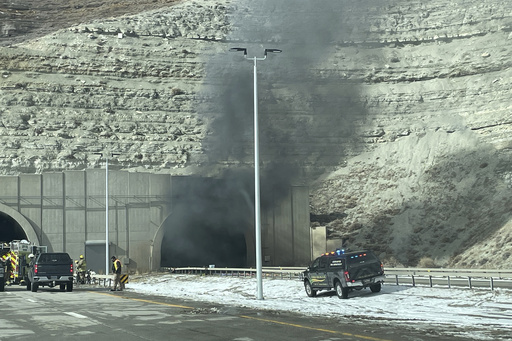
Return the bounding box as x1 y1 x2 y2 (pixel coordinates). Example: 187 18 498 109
0 0 212 173
1 0 512 268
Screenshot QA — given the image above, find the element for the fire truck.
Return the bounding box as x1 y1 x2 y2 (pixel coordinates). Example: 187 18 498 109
0 240 47 286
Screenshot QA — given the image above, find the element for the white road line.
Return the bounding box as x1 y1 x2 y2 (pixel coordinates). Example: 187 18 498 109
65 312 88 319
26 299 37 303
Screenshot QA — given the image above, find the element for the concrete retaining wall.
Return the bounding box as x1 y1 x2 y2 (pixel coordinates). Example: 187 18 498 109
0 170 311 272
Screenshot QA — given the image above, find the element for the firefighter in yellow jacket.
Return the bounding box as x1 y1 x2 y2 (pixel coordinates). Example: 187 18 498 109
4 254 12 285
76 255 87 284
1 255 12 285
111 256 123 291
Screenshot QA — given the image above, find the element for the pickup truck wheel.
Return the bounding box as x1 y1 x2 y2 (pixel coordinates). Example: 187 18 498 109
66 281 73 292
304 280 317 297
335 281 349 299
0 278 4 292
370 283 381 293
59 284 66 291
26 281 31 291
31 283 38 292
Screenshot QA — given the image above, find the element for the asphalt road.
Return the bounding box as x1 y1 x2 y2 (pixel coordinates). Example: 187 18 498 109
0 284 462 341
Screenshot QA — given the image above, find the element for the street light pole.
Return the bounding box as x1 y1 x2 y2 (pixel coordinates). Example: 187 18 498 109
105 154 110 277
230 47 281 300
94 152 120 276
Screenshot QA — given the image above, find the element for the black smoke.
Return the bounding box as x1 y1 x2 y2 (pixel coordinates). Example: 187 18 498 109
161 173 252 267
204 0 367 176
162 0 370 267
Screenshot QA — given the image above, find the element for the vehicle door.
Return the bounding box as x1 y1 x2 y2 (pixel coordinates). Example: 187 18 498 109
308 256 329 288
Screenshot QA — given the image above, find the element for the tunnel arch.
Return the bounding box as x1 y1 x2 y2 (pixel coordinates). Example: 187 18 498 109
153 211 250 270
0 203 39 244
153 176 254 269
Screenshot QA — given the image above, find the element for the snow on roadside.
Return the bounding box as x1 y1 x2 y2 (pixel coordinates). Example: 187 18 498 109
127 274 512 340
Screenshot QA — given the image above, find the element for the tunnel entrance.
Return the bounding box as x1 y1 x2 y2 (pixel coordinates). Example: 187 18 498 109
161 225 247 268
160 176 251 268
0 212 27 243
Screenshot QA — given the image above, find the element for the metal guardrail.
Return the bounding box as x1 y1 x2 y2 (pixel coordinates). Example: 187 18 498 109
90 274 113 287
385 267 512 278
76 274 128 288
385 268 512 290
172 266 512 290
172 266 304 280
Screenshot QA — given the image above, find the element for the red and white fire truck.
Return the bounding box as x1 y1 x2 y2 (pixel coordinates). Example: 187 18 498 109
0 240 47 285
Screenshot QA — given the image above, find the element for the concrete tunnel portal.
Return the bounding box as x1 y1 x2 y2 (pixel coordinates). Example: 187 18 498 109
0 172 311 271
0 171 253 269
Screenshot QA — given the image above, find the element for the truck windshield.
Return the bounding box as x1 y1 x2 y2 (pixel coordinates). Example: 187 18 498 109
38 254 71 263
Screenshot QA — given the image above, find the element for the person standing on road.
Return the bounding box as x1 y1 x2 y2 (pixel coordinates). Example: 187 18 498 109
1 256 11 284
111 256 122 291
77 255 87 284
4 254 12 285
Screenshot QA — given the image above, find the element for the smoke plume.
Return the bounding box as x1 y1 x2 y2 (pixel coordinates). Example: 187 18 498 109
162 0 369 267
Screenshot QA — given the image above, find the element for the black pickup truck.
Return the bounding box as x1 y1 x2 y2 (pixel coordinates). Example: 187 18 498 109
27 252 74 292
303 249 385 299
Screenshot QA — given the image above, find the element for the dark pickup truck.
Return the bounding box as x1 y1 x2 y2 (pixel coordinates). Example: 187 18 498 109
303 249 385 299
28 252 74 292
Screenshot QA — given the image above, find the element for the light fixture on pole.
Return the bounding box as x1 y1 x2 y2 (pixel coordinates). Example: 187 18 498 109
94 152 120 276
229 47 282 300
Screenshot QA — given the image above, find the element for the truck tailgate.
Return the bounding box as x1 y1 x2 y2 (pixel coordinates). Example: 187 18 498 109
348 262 382 280
35 264 73 277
